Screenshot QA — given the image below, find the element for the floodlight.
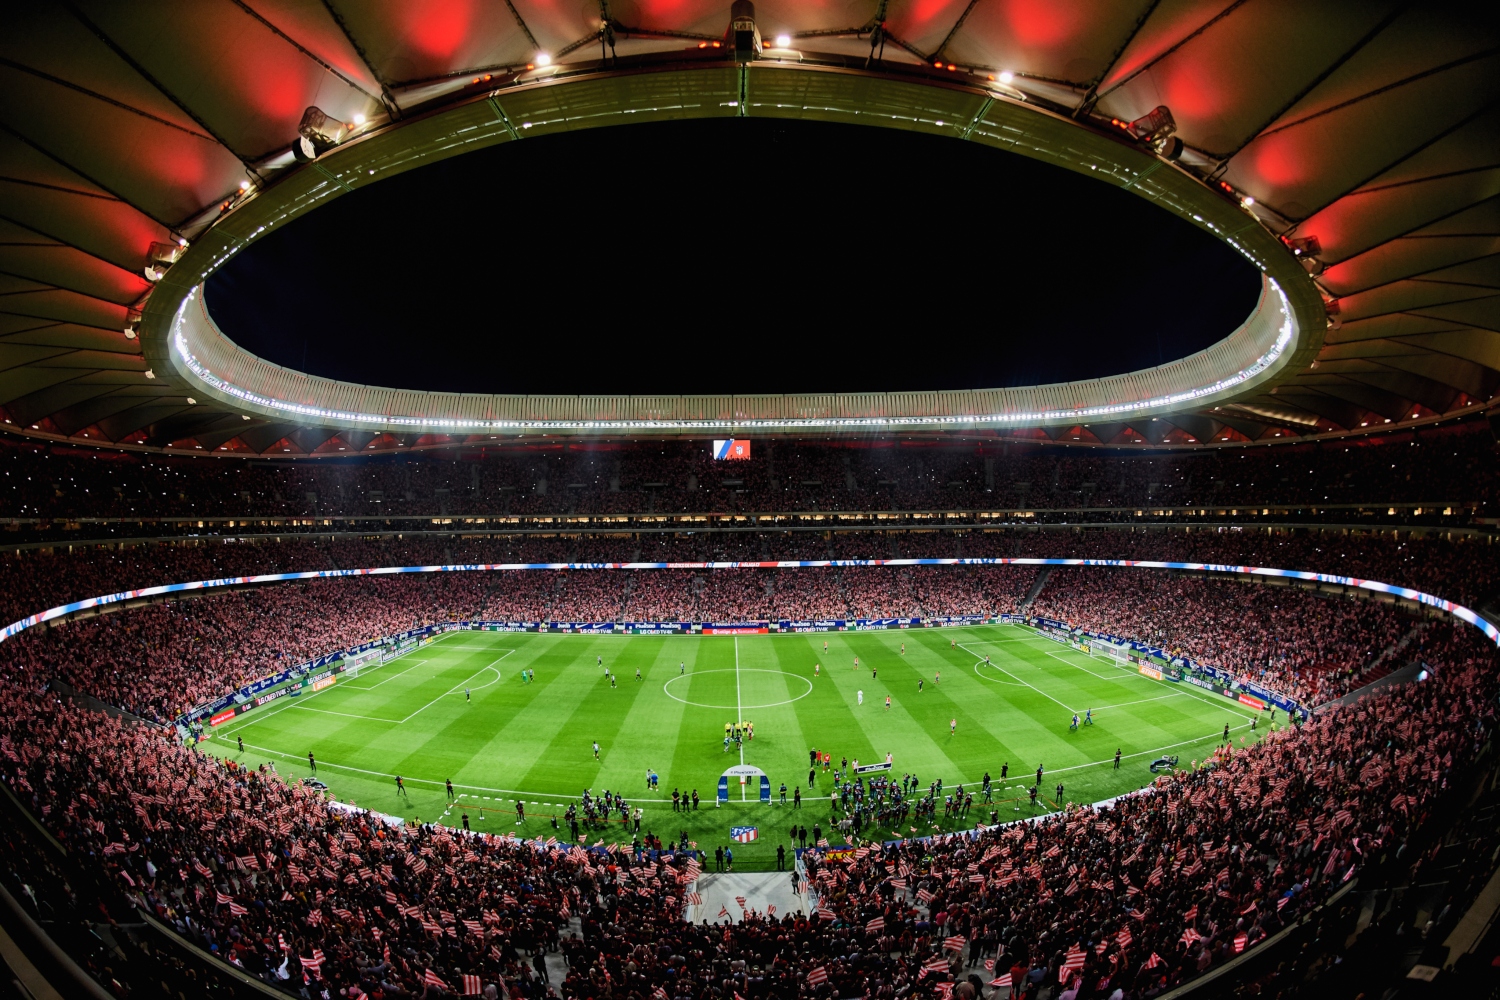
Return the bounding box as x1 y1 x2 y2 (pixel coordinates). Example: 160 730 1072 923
294 106 348 160
535 52 552 66
1129 105 1176 144
143 241 182 282
351 113 366 125
998 71 1013 83
1284 236 1321 258
299 106 346 145
774 34 790 48
730 0 761 62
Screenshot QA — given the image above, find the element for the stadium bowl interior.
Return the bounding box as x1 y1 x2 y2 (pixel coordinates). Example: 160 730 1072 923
2 4 1500 1000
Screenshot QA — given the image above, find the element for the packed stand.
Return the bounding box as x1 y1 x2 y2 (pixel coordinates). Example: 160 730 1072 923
5 421 1495 520
0 605 1491 999
1030 569 1416 705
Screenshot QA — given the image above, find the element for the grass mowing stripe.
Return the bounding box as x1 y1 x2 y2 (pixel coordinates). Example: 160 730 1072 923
199 625 1285 869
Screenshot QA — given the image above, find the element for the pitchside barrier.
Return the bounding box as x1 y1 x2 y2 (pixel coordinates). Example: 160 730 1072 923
0 558 1491 731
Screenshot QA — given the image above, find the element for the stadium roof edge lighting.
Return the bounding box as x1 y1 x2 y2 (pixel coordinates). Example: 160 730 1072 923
168 277 1295 435
3 4 1495 455
145 65 1319 441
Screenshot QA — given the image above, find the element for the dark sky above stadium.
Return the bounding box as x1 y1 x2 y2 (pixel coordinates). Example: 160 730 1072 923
208 117 1261 396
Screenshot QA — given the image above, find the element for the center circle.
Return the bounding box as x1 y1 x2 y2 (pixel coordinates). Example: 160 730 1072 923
662 669 815 710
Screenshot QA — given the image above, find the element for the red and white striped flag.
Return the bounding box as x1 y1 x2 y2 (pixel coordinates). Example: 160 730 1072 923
989 973 1012 988
1143 952 1162 970
866 917 884 933
1233 933 1248 954
942 935 967 952
817 905 836 921
423 969 449 991
1060 945 1086 973
461 974 483 995
922 955 950 975
807 966 829 985
1116 927 1132 949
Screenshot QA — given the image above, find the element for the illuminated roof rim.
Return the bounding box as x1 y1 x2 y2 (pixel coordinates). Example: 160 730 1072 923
171 277 1292 432
138 63 1324 436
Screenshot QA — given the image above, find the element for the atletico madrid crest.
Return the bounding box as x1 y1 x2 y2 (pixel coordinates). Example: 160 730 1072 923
731 826 758 843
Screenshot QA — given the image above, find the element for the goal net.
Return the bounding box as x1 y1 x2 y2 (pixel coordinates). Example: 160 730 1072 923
341 647 382 679
1089 639 1130 666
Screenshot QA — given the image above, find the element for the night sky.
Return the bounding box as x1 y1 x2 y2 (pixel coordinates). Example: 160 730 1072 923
207 117 1262 395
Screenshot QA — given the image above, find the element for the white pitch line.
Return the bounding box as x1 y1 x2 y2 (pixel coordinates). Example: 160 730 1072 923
734 636 744 768
1015 627 1260 723
340 658 429 691
1043 649 1126 680
400 649 515 723
959 642 1077 714
287 705 404 724
1088 692 1180 712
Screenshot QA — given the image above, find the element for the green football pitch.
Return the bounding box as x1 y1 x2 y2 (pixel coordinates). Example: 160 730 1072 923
204 624 1270 869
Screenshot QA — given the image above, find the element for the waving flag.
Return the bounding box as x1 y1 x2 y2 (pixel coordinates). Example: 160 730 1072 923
922 955 950 975
1060 945 1086 973
989 974 1012 988
806 966 828 986
866 917 885 933
461 974 483 995
423 969 449 991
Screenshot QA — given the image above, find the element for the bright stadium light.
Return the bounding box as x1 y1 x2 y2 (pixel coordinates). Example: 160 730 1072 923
998 71 1014 83
351 112 366 125
774 34 790 47
535 52 552 66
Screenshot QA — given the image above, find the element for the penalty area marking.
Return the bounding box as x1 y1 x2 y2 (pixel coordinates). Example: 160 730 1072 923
971 661 1027 686
662 668 814 710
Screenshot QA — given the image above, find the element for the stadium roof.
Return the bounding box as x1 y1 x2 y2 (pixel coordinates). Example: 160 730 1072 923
0 2 1496 456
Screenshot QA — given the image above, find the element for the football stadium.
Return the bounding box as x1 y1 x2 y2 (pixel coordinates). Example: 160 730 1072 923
2 5 1500 1000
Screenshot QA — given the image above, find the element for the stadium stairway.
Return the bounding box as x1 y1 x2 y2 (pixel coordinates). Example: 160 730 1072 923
686 872 806 924
1356 620 1433 690
1018 566 1052 610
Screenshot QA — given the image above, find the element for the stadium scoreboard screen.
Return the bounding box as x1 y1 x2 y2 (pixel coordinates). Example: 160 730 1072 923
712 439 751 460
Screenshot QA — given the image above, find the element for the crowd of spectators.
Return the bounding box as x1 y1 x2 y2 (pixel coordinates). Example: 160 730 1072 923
0 601 1491 999
5 421 1494 520
1030 570 1416 705
4 525 1497 632
0 552 1433 738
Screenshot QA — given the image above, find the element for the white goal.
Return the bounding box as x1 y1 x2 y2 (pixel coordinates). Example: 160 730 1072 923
1089 639 1131 666
341 647 382 679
